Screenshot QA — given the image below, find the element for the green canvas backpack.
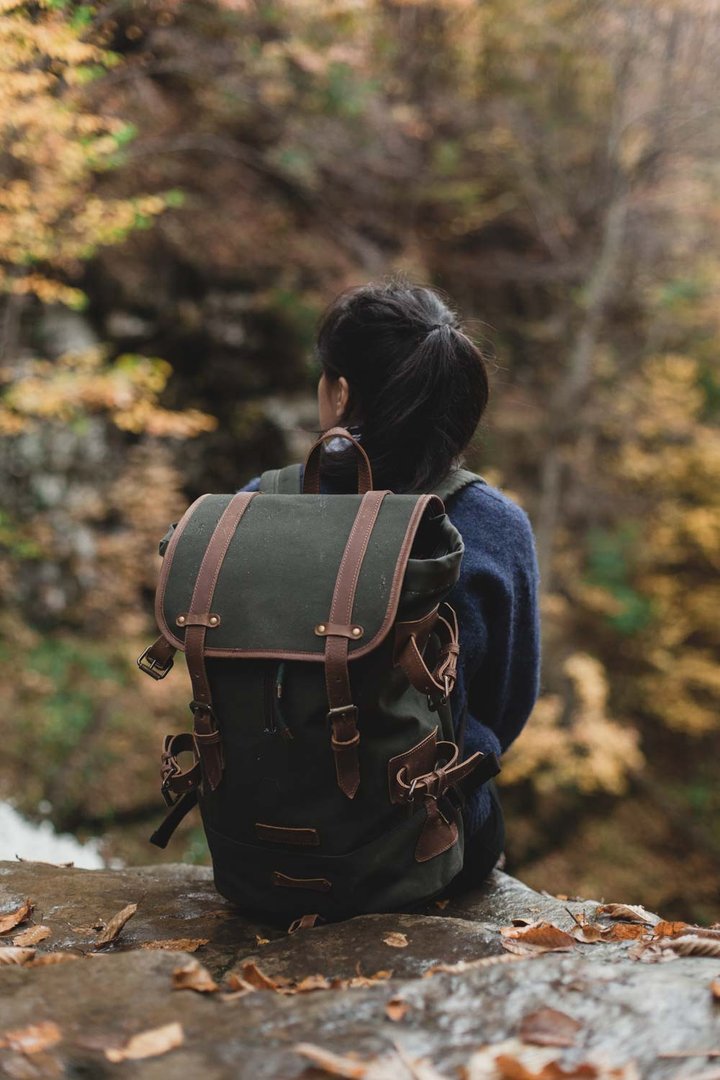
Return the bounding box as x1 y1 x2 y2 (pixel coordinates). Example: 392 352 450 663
138 428 500 925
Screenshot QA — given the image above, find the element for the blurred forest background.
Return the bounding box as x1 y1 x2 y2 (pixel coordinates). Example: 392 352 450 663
0 0 718 921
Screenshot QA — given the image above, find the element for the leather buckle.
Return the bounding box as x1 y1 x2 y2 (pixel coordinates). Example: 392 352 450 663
137 647 174 681
326 704 358 724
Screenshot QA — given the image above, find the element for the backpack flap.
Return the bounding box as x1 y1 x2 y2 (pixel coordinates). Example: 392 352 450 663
155 491 463 660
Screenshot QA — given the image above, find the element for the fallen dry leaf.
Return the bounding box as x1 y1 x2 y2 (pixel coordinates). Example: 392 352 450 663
518 1008 583 1047
385 998 410 1022
139 938 209 952
711 979 720 1000
434 899 450 911
28 954 80 972
293 1043 369 1078
172 957 218 993
292 974 333 993
94 902 137 947
340 969 393 989
0 899 34 935
293 1042 446 1079
500 923 577 954
596 903 660 926
659 935 720 959
565 912 606 944
105 1022 184 1063
238 960 284 990
12 925 51 947
256 934 270 945
424 953 534 976
462 1038 639 1080
383 932 409 949
602 923 651 942
0 946 36 965
652 920 692 938
627 940 678 964
0 1021 62 1055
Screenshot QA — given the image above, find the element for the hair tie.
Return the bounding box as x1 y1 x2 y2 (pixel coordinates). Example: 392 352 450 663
428 323 446 332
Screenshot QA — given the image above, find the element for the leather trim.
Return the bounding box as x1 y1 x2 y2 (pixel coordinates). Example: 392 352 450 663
393 606 439 666
272 871 332 892
255 824 320 847
415 803 459 863
176 612 221 628
156 493 444 661
387 727 439 805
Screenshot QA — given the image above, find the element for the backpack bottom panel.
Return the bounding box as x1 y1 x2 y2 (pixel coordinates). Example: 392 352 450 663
204 803 464 925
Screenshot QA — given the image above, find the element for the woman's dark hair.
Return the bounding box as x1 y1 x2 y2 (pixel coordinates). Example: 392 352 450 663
315 277 490 493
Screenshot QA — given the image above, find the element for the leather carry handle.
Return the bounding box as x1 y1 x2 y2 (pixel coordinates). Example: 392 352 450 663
303 427 373 494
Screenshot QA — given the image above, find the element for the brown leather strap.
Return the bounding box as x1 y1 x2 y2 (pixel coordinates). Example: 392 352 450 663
149 788 198 849
160 733 201 803
185 491 258 790
137 635 176 680
397 602 460 699
323 489 388 798
303 426 373 495
392 741 483 803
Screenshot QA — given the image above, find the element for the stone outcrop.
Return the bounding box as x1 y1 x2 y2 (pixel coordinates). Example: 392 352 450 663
0 861 718 1078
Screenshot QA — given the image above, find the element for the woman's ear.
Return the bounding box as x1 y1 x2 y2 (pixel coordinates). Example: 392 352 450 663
336 376 350 420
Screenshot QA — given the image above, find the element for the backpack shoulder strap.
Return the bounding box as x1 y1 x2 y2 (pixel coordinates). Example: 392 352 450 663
431 467 486 504
259 463 303 494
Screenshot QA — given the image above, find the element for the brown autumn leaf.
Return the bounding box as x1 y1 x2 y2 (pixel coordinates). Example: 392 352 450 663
293 1043 446 1079
596 903 660 925
627 940 678 964
29 952 81 967
519 1008 583 1047
0 899 34 935
172 957 218 993
0 946 36 965
383 932 409 948
256 934 270 945
139 938 209 952
652 920 692 938
711 978 720 1000
0 1020 62 1054
94 902 137 947
385 998 410 1022
500 923 577 954
434 899 450 910
237 960 286 990
339 969 393 989
293 1042 369 1078
105 1022 184 1063
660 935 720 959
424 953 533 977
602 923 651 941
12 925 51 947
566 912 605 944
291 974 333 993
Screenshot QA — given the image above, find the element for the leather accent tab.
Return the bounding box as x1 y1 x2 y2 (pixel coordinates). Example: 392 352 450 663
272 871 332 893
314 623 364 640
303 426 373 495
255 824 320 847
415 802 459 863
176 612 221 628
387 728 439 805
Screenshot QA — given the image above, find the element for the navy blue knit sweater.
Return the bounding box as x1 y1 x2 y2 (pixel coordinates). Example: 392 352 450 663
239 472 541 834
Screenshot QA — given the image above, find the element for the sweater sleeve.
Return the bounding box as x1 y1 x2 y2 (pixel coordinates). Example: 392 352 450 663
451 486 541 761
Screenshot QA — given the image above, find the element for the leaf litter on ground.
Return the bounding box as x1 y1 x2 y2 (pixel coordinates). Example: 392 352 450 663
0 1020 62 1055
0 898 34 935
294 1042 446 1079
104 1022 184 1063
518 1008 583 1048
12 925 50 947
94 902 138 948
172 957 219 993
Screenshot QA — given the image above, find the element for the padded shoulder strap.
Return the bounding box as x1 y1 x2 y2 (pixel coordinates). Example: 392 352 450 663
259 464 303 494
431 467 486 504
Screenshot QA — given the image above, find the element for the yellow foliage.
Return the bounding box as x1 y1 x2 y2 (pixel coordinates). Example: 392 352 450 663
503 653 645 795
0 2 167 307
0 350 216 438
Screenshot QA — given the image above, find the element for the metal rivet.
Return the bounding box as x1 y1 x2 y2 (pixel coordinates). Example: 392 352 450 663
316 624 326 634
177 615 186 625
209 616 218 626
352 627 362 637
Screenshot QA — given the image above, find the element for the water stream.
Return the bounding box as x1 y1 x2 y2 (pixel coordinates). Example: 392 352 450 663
0 801 108 869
